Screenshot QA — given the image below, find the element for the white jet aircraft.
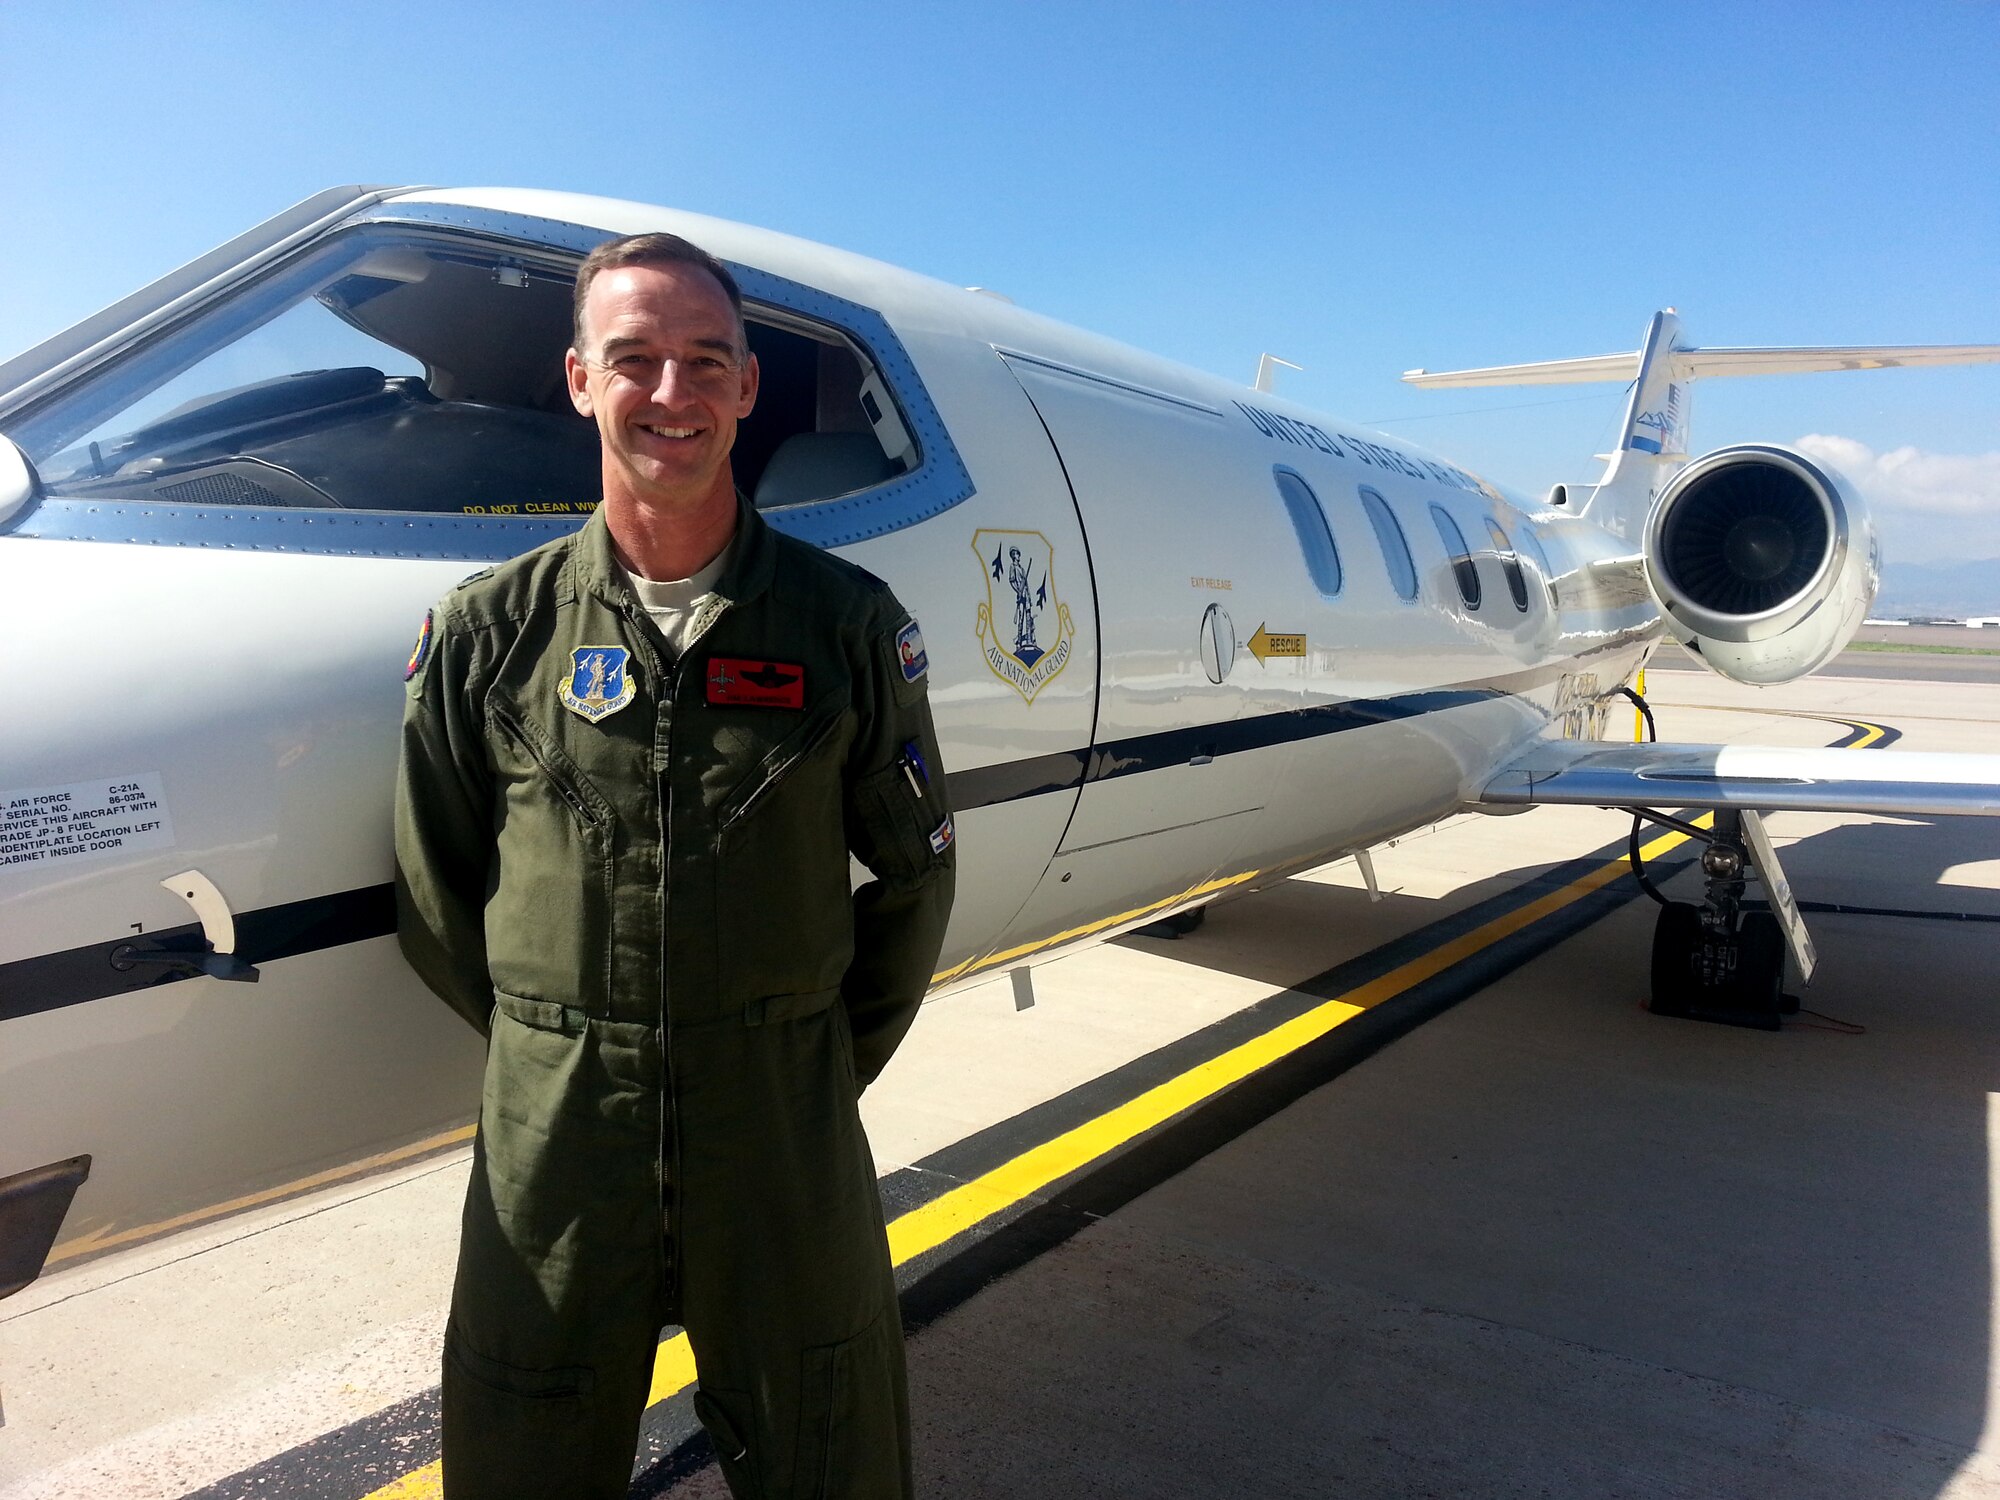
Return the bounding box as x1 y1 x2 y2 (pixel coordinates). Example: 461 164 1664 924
3 185 1997 1299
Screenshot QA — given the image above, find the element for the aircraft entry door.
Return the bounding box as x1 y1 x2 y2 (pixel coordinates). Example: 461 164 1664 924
1000 353 1306 930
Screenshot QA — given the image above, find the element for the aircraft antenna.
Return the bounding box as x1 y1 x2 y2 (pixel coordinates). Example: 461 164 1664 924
1253 354 1302 393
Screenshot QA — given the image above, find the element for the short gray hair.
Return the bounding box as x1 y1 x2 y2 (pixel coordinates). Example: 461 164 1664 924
571 233 746 353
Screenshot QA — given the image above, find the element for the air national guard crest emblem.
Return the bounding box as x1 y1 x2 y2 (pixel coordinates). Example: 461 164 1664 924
560 646 638 723
971 528 1076 704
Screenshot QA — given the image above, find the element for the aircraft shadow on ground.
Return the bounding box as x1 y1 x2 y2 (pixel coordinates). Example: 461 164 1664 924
1027 814 1999 1496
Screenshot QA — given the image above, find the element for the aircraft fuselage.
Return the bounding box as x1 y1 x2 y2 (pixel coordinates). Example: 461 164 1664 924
0 188 1654 1257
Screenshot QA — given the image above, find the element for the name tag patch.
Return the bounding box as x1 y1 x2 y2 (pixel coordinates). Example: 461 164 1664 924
707 657 806 709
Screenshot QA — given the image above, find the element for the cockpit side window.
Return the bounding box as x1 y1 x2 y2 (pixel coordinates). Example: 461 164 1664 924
2 222 941 548
737 311 916 510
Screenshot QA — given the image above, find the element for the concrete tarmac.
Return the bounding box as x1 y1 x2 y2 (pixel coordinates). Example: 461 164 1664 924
788 671 2000 1498
4 668 1997 1499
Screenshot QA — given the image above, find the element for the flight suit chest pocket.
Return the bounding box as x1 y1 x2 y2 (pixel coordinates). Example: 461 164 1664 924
713 706 854 1003
485 702 616 1010
717 708 844 846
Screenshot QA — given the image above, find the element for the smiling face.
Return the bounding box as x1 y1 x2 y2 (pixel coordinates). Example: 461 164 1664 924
566 262 759 523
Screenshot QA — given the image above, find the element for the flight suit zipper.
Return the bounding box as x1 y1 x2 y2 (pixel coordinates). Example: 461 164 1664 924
489 704 606 832
645 590 733 1319
718 710 844 838
653 640 680 1314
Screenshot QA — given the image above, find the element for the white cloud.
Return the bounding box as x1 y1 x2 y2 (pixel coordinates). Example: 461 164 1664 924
1793 434 2000 518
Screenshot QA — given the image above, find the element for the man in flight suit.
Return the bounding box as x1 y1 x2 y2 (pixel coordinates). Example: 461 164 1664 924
396 232 955 1499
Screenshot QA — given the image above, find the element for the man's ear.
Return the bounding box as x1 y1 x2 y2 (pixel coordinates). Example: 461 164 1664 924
736 351 760 419
565 349 593 417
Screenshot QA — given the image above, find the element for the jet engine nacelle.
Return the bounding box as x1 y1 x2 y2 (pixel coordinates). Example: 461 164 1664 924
1643 443 1879 686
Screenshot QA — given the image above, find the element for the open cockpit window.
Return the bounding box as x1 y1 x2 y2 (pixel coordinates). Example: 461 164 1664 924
5 221 938 543
738 309 918 510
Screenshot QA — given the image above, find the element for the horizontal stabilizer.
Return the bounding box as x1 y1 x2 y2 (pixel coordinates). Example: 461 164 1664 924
1405 341 2000 389
1403 352 1640 388
1410 312 2000 532
1481 741 2000 818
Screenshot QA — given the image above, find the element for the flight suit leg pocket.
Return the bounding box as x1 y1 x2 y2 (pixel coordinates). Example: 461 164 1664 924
441 1324 609 1497
445 1324 593 1410
791 1310 913 1500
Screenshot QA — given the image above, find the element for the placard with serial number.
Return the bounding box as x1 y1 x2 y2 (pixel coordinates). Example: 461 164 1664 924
0 773 176 869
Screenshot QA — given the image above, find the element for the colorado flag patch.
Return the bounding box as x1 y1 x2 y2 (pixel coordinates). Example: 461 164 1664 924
896 618 928 683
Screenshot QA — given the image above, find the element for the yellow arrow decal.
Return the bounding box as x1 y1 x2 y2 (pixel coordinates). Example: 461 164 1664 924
1247 623 1306 664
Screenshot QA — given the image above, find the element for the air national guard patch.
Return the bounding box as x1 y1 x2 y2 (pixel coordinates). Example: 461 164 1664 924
404 610 434 682
560 646 638 723
707 658 807 709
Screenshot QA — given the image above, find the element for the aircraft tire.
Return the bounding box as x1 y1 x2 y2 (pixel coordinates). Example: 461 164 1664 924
1648 901 1704 1018
1135 907 1207 939
1736 910 1787 1015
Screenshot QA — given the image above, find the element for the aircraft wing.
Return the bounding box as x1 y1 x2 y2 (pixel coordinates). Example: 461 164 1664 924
1480 741 2000 818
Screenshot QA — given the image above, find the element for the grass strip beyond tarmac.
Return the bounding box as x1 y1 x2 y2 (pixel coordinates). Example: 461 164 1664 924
1851 640 2000 656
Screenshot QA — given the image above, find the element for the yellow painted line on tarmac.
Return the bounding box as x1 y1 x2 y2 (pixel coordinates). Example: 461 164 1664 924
358 1468 447 1500
1644 696 1890 750
46 1124 477 1268
358 820 1706 1500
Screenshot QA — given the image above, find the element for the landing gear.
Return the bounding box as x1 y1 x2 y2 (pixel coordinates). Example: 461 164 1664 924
1134 906 1207 939
1643 810 1802 1030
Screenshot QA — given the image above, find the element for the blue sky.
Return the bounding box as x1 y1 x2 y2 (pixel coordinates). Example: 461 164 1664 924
2 1 1994 561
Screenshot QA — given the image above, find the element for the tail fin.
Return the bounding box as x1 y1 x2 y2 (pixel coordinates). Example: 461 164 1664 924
1403 314 2000 540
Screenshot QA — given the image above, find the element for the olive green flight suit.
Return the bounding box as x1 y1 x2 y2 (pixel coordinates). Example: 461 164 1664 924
395 499 955 1499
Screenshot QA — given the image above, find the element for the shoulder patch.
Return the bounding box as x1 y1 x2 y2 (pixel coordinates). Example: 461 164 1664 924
404 610 435 682
895 618 928 684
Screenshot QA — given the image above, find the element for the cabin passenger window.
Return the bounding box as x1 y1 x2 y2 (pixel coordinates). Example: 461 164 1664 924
1514 524 1559 606
1358 486 1418 601
1272 467 1341 597
1485 516 1531 612
1430 504 1480 610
